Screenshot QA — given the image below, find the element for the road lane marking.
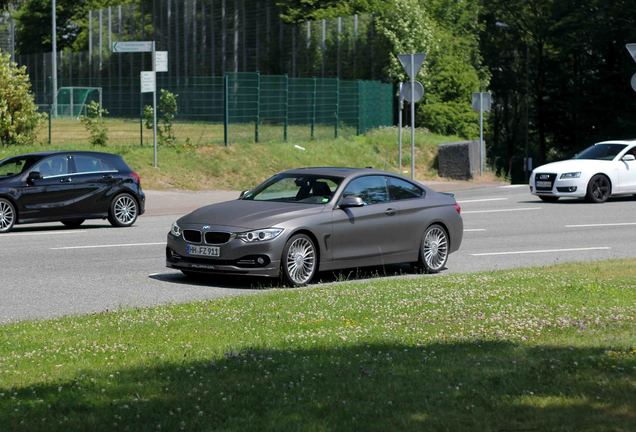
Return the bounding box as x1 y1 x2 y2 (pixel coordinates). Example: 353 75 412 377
51 242 164 250
464 229 487 232
471 247 611 257
499 185 527 188
462 207 541 214
458 198 508 204
566 222 636 228
1 230 88 238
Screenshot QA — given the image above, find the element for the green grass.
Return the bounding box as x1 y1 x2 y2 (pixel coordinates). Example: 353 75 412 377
1 260 634 431
0 119 464 190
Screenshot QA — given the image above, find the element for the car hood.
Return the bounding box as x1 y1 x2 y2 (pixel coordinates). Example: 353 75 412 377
178 199 326 229
534 159 611 174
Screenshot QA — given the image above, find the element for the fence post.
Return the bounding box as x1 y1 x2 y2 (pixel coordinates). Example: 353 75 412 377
335 78 340 139
224 74 229 146
311 77 317 139
284 74 289 141
356 80 362 136
139 92 143 146
255 72 260 143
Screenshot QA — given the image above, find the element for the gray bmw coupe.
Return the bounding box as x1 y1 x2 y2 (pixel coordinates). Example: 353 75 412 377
166 167 463 286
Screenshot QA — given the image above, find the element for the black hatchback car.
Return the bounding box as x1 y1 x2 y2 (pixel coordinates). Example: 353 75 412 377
0 151 145 233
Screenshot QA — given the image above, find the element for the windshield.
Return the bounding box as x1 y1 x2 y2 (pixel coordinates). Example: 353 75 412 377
0 156 39 179
243 174 343 204
574 144 627 161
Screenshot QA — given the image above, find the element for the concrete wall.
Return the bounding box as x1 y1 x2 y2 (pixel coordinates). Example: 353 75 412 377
438 141 481 180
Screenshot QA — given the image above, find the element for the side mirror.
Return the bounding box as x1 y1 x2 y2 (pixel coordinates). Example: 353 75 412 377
27 171 42 184
339 196 365 209
622 154 636 162
239 190 249 199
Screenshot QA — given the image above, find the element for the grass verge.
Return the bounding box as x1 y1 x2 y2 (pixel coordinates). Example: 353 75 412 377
0 119 467 190
1 260 634 431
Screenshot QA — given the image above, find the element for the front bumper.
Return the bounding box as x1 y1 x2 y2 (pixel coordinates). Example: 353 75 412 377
166 229 285 278
529 174 587 198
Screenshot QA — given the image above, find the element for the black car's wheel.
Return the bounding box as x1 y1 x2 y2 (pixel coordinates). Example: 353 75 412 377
586 174 611 203
419 224 449 274
0 198 16 233
108 193 138 227
281 234 317 286
539 195 559 203
62 219 85 228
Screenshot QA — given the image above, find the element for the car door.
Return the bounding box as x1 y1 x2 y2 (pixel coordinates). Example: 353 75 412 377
67 154 119 215
616 146 636 193
385 176 427 258
331 175 404 266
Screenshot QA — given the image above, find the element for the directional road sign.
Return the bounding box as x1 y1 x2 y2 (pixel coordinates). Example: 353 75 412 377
627 44 636 63
400 81 424 103
112 41 153 53
398 53 426 80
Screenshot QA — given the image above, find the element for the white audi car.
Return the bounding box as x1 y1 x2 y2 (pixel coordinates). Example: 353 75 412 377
530 140 636 203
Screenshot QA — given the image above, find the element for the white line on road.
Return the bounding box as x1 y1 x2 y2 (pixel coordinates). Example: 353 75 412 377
499 185 527 188
51 242 164 250
566 222 636 228
458 198 508 204
463 207 541 214
471 246 611 257
464 229 487 232
1 230 88 238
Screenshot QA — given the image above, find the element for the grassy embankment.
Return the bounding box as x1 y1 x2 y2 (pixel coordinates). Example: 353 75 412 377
0 259 634 431
0 118 474 190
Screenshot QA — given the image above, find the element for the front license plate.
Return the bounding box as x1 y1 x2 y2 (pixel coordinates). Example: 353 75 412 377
186 244 220 257
536 180 552 188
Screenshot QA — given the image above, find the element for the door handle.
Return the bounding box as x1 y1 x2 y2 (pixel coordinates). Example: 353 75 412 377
59 177 72 183
102 175 113 180
385 208 397 216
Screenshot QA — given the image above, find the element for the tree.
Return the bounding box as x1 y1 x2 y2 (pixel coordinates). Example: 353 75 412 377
0 52 42 146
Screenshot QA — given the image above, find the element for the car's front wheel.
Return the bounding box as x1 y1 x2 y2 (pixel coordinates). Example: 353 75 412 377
586 174 611 203
0 198 16 233
281 234 317 286
108 193 139 227
62 219 85 228
419 224 449 273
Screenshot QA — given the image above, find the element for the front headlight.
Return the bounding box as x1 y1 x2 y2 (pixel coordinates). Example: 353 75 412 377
170 221 182 237
560 172 581 179
237 228 283 243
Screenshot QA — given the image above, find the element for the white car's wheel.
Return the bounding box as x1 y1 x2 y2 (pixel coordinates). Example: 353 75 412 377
586 174 611 203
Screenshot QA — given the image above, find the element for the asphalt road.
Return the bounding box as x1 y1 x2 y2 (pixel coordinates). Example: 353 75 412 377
2 184 635 323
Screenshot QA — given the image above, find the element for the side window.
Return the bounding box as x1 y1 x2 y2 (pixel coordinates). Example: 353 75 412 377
73 155 114 173
387 177 424 201
33 155 70 178
342 176 388 205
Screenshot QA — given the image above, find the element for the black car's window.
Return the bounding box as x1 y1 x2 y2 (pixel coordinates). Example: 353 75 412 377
0 156 34 178
244 174 342 204
33 155 70 178
387 177 424 201
574 144 627 161
73 155 116 173
342 175 388 205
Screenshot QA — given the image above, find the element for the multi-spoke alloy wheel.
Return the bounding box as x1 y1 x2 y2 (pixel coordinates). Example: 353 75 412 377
0 198 16 233
419 224 449 273
108 193 138 227
282 234 317 286
586 174 611 203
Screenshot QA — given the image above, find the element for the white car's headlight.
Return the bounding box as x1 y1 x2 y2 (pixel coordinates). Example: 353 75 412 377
237 228 283 243
560 172 581 179
170 222 182 237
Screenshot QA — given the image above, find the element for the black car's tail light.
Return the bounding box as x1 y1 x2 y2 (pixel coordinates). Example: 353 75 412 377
131 171 141 185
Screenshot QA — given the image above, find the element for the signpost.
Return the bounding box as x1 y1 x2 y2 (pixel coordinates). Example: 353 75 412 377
627 44 636 92
112 41 167 168
398 53 426 180
472 92 492 175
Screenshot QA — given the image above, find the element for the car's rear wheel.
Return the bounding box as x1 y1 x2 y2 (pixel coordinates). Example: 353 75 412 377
108 193 138 227
419 224 449 274
281 234 317 286
586 174 611 203
62 219 85 228
539 195 559 202
0 198 16 233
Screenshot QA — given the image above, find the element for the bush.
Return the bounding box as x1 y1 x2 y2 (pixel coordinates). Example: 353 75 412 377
0 53 43 146
143 89 178 146
418 101 479 138
80 101 108 146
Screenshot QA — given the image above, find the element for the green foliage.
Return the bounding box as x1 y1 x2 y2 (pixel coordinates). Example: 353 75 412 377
0 53 42 146
277 0 388 22
418 101 479 138
143 90 179 146
79 101 108 146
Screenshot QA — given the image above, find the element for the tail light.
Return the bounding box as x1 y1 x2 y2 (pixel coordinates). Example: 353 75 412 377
131 171 141 185
453 202 461 214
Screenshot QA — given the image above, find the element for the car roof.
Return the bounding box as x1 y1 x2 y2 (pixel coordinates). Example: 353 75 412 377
595 140 636 146
5 150 120 159
281 166 399 179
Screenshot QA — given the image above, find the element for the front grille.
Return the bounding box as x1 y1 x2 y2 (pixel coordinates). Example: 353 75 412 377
535 173 557 191
205 231 232 244
183 229 202 243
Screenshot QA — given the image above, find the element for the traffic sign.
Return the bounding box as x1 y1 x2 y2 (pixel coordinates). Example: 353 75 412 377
472 92 492 112
112 41 153 53
400 81 424 103
627 44 636 63
140 71 156 93
155 51 168 72
631 73 636 92
398 53 426 80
